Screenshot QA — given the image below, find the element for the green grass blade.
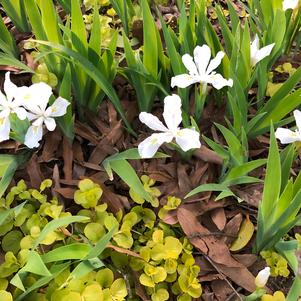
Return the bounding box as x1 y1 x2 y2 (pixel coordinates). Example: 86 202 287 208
141 0 158 78
14 262 70 301
24 0 47 40
109 159 152 203
42 244 91 263
224 159 266 181
252 87 301 136
0 0 29 32
32 40 135 135
0 201 26 226
258 65 301 115
185 183 228 198
0 16 18 57
260 124 281 220
286 276 301 301
39 0 63 44
71 0 88 56
0 54 33 73
33 216 89 249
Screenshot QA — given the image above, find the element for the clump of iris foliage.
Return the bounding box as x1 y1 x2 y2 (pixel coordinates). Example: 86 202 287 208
0 0 300 300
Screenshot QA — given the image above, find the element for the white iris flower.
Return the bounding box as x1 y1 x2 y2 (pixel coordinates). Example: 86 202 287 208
250 35 275 67
24 95 69 148
275 110 301 144
171 45 233 90
0 72 27 142
138 94 201 158
283 0 299 10
255 267 270 288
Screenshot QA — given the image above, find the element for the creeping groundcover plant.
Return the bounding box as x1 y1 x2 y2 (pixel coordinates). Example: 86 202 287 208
0 0 301 300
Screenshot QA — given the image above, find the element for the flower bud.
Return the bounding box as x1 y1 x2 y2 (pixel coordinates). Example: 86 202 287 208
255 267 270 288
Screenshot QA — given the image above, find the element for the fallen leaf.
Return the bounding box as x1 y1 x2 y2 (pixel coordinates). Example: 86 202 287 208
211 280 234 301
232 184 263 208
41 129 62 162
63 137 73 181
211 208 226 231
54 187 75 199
230 215 255 251
178 207 242 268
213 262 256 293
233 254 257 267
194 146 223 165
177 163 192 196
223 213 243 245
26 154 44 189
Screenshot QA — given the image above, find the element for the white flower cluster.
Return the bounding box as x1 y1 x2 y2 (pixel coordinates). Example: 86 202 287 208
138 37 275 158
0 72 69 148
1 34 277 154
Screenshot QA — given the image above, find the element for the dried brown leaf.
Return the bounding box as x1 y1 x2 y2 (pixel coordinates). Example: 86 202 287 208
211 208 226 231
194 146 223 165
63 137 73 181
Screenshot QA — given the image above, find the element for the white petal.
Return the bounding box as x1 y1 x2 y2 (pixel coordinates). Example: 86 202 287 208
29 82 52 111
206 51 225 75
252 43 275 66
32 116 45 127
283 0 299 10
4 72 18 102
275 127 301 144
24 125 43 148
0 108 10 118
138 132 173 158
163 94 182 132
27 112 39 121
13 107 28 120
45 97 69 117
44 117 56 131
171 74 199 88
139 112 168 132
250 34 260 65
175 128 201 151
193 45 211 76
0 116 10 142
16 82 52 112
206 73 233 90
294 110 301 133
182 54 198 76
0 91 8 106
255 267 270 288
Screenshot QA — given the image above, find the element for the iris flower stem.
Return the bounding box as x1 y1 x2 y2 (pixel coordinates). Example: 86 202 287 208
195 83 207 121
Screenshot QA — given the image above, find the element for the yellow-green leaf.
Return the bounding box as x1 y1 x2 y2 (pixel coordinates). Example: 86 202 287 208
230 216 254 251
